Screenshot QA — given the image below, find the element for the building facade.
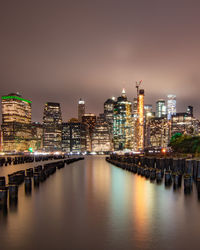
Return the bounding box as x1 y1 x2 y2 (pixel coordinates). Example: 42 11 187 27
1 93 32 152
91 117 112 152
147 117 170 149
167 94 176 120
113 89 133 151
62 119 87 153
136 89 145 151
171 113 199 137
78 99 85 122
82 113 96 152
43 102 62 152
156 99 167 118
104 98 116 128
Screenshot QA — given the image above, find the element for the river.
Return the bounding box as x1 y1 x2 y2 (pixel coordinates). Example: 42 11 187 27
0 156 200 250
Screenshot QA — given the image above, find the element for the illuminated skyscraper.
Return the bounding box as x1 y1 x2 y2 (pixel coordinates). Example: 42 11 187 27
78 99 85 122
133 98 138 116
156 99 167 118
104 97 116 126
113 89 133 151
30 122 43 151
187 106 193 117
144 105 154 118
91 117 112 152
62 118 87 153
82 113 97 152
144 104 154 148
136 89 145 151
43 102 62 152
171 113 199 137
147 117 170 149
82 113 96 134
1 93 32 152
2 93 31 124
167 95 176 120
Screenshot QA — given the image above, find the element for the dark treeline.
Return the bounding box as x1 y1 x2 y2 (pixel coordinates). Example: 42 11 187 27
169 134 200 154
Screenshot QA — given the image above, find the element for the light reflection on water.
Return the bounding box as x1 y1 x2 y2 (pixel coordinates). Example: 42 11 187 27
0 156 200 250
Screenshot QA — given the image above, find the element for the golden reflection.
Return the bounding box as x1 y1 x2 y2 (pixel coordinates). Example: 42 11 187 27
87 156 111 201
132 177 154 236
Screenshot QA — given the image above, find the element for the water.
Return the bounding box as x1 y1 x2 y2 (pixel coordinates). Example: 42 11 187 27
0 156 200 250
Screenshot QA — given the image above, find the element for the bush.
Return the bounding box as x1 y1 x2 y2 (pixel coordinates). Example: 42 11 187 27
169 134 200 154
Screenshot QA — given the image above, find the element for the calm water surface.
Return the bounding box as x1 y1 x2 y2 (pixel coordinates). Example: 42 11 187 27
0 156 200 250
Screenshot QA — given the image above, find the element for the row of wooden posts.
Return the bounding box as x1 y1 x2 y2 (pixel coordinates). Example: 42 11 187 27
106 154 200 193
0 157 84 208
0 154 66 167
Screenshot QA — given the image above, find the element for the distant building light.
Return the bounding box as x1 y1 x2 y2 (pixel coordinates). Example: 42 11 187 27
78 100 85 104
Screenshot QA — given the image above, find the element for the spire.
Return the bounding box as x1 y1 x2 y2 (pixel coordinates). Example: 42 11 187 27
122 88 126 97
78 98 85 104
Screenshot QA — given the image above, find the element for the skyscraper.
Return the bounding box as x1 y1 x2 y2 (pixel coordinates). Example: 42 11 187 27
167 95 176 120
156 99 167 118
133 98 138 116
2 93 31 124
91 116 112 152
78 99 85 122
43 102 62 152
144 104 154 148
62 118 86 153
1 93 32 152
171 113 199 137
147 117 170 149
82 113 96 134
144 105 154 118
187 106 193 117
82 113 97 152
136 89 145 151
104 97 116 126
113 89 133 151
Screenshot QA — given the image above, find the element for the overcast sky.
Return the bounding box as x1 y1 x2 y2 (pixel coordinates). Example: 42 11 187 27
1 0 200 122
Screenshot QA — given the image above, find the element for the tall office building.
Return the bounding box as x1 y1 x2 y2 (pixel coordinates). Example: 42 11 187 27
2 93 31 124
82 113 96 134
91 117 112 152
113 89 133 151
132 98 138 151
133 98 138 116
171 113 199 137
144 105 154 118
62 118 87 153
82 113 97 152
167 95 176 120
136 89 145 151
1 93 32 152
30 122 43 151
144 104 154 148
187 106 193 117
147 117 170 149
43 102 62 152
156 99 167 118
104 97 116 126
78 99 85 122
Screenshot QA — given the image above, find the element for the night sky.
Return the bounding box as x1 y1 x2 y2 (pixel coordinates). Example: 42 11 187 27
1 0 200 122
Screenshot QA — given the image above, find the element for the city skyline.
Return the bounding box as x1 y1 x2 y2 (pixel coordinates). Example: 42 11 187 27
0 88 195 124
1 2 200 250
1 1 200 122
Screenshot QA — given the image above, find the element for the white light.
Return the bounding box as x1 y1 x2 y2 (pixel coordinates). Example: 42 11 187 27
54 152 61 155
79 100 85 104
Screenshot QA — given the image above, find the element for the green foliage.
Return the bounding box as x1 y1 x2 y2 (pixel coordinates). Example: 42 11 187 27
169 134 200 154
170 133 182 143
